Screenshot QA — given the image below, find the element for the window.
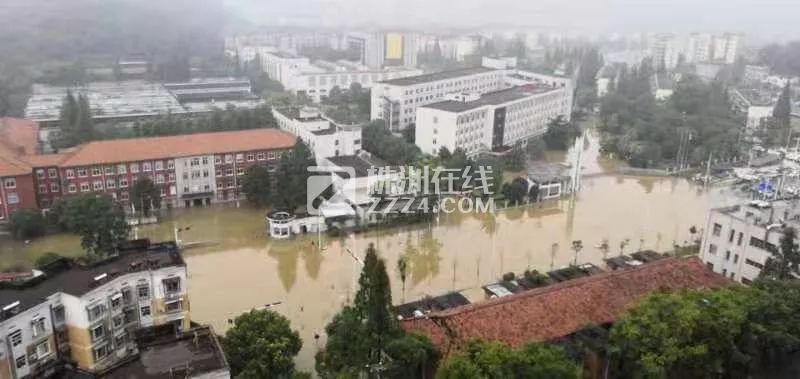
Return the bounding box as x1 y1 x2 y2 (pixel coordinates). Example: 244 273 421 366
91 167 101 176
39 184 48 194
163 277 181 293
15 356 25 369
106 179 116 189
104 166 114 175
117 164 127 174
37 169 45 179
3 178 16 189
225 154 233 163
66 169 75 179
155 174 165 184
32 317 47 337
137 285 149 299
91 324 105 341
257 152 265 160
737 232 743 246
745 259 764 269
165 300 182 313
36 341 50 358
140 305 151 318
130 163 139 173
50 183 60 193
154 161 164 171
708 244 717 255
93 345 108 361
202 157 209 165
119 178 128 188
68 184 77 193
268 151 275 160
10 329 22 346
236 153 244 162
725 251 731 260
110 295 121 309
215 156 222 164
722 268 727 276
53 306 65 323
167 160 174 170
168 173 175 182
734 254 739 264
246 153 255 161
112 315 123 328
237 167 244 176
88 304 105 321
712 223 722 236
80 183 90 192
142 162 152 172
93 181 104 191
120 192 129 201
728 229 735 243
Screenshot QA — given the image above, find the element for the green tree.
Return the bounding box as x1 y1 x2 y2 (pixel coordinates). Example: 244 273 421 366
34 252 65 268
354 244 399 354
58 195 130 260
436 341 580 379
223 309 302 378
609 287 755 377
502 177 529 205
9 209 46 240
773 83 792 128
760 227 800 280
383 333 440 379
543 116 580 150
241 165 272 208
503 146 526 171
130 177 161 216
274 141 314 210
363 120 421 165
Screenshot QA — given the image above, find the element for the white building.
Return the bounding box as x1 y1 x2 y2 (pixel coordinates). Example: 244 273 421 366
415 82 572 157
650 33 679 70
686 33 713 64
347 32 386 69
260 52 422 103
273 107 362 161
700 201 799 284
0 242 194 377
370 67 507 132
713 33 740 64
439 36 480 62
729 88 777 129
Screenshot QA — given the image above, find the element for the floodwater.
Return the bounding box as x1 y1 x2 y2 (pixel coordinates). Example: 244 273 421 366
0 132 742 371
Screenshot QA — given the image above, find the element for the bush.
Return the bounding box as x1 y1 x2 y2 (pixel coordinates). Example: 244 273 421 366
502 272 516 282
9 209 46 240
524 269 551 287
35 252 64 268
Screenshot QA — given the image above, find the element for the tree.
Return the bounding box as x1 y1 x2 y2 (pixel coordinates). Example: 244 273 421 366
383 333 440 379
760 227 800 280
773 83 792 129
274 141 314 210
223 309 302 378
543 116 580 150
354 244 399 354
503 146 526 172
9 209 46 240
610 287 755 377
397 257 408 303
57 195 130 260
502 177 529 205
241 165 272 208
363 120 421 165
34 252 65 268
130 177 161 216
436 341 580 379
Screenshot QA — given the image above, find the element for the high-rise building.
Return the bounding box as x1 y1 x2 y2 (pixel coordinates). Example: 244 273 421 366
686 33 713 64
651 33 679 70
347 32 385 69
712 33 740 64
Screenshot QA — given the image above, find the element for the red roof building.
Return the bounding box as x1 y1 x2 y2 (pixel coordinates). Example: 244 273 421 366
0 120 298 219
401 257 730 356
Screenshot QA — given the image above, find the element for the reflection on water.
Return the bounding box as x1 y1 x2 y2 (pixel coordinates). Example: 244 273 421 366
0 131 743 371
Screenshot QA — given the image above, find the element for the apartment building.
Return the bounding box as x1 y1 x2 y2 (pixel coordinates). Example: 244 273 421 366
686 33 713 64
370 67 506 132
347 32 386 69
650 33 679 71
699 201 797 284
415 83 572 156
729 87 777 129
273 107 362 162
0 241 192 378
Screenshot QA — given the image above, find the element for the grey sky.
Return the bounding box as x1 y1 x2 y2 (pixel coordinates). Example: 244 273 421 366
225 0 799 38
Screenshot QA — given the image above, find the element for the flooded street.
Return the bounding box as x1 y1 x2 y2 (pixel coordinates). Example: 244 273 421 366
1 132 742 371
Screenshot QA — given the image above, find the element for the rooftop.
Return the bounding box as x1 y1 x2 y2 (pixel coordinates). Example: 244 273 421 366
59 128 296 167
0 241 184 322
380 67 497 87
401 257 729 355
422 84 561 113
100 325 229 378
0 118 40 177
526 161 570 183
326 154 388 178
25 81 186 122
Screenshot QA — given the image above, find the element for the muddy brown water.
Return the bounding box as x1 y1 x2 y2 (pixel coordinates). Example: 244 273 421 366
0 133 742 371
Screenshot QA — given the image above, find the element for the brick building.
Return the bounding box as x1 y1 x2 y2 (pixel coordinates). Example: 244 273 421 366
0 118 297 222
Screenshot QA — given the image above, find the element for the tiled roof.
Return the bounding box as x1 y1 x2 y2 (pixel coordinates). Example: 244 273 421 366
0 118 39 155
401 257 729 355
19 153 72 168
0 155 31 177
61 129 297 167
